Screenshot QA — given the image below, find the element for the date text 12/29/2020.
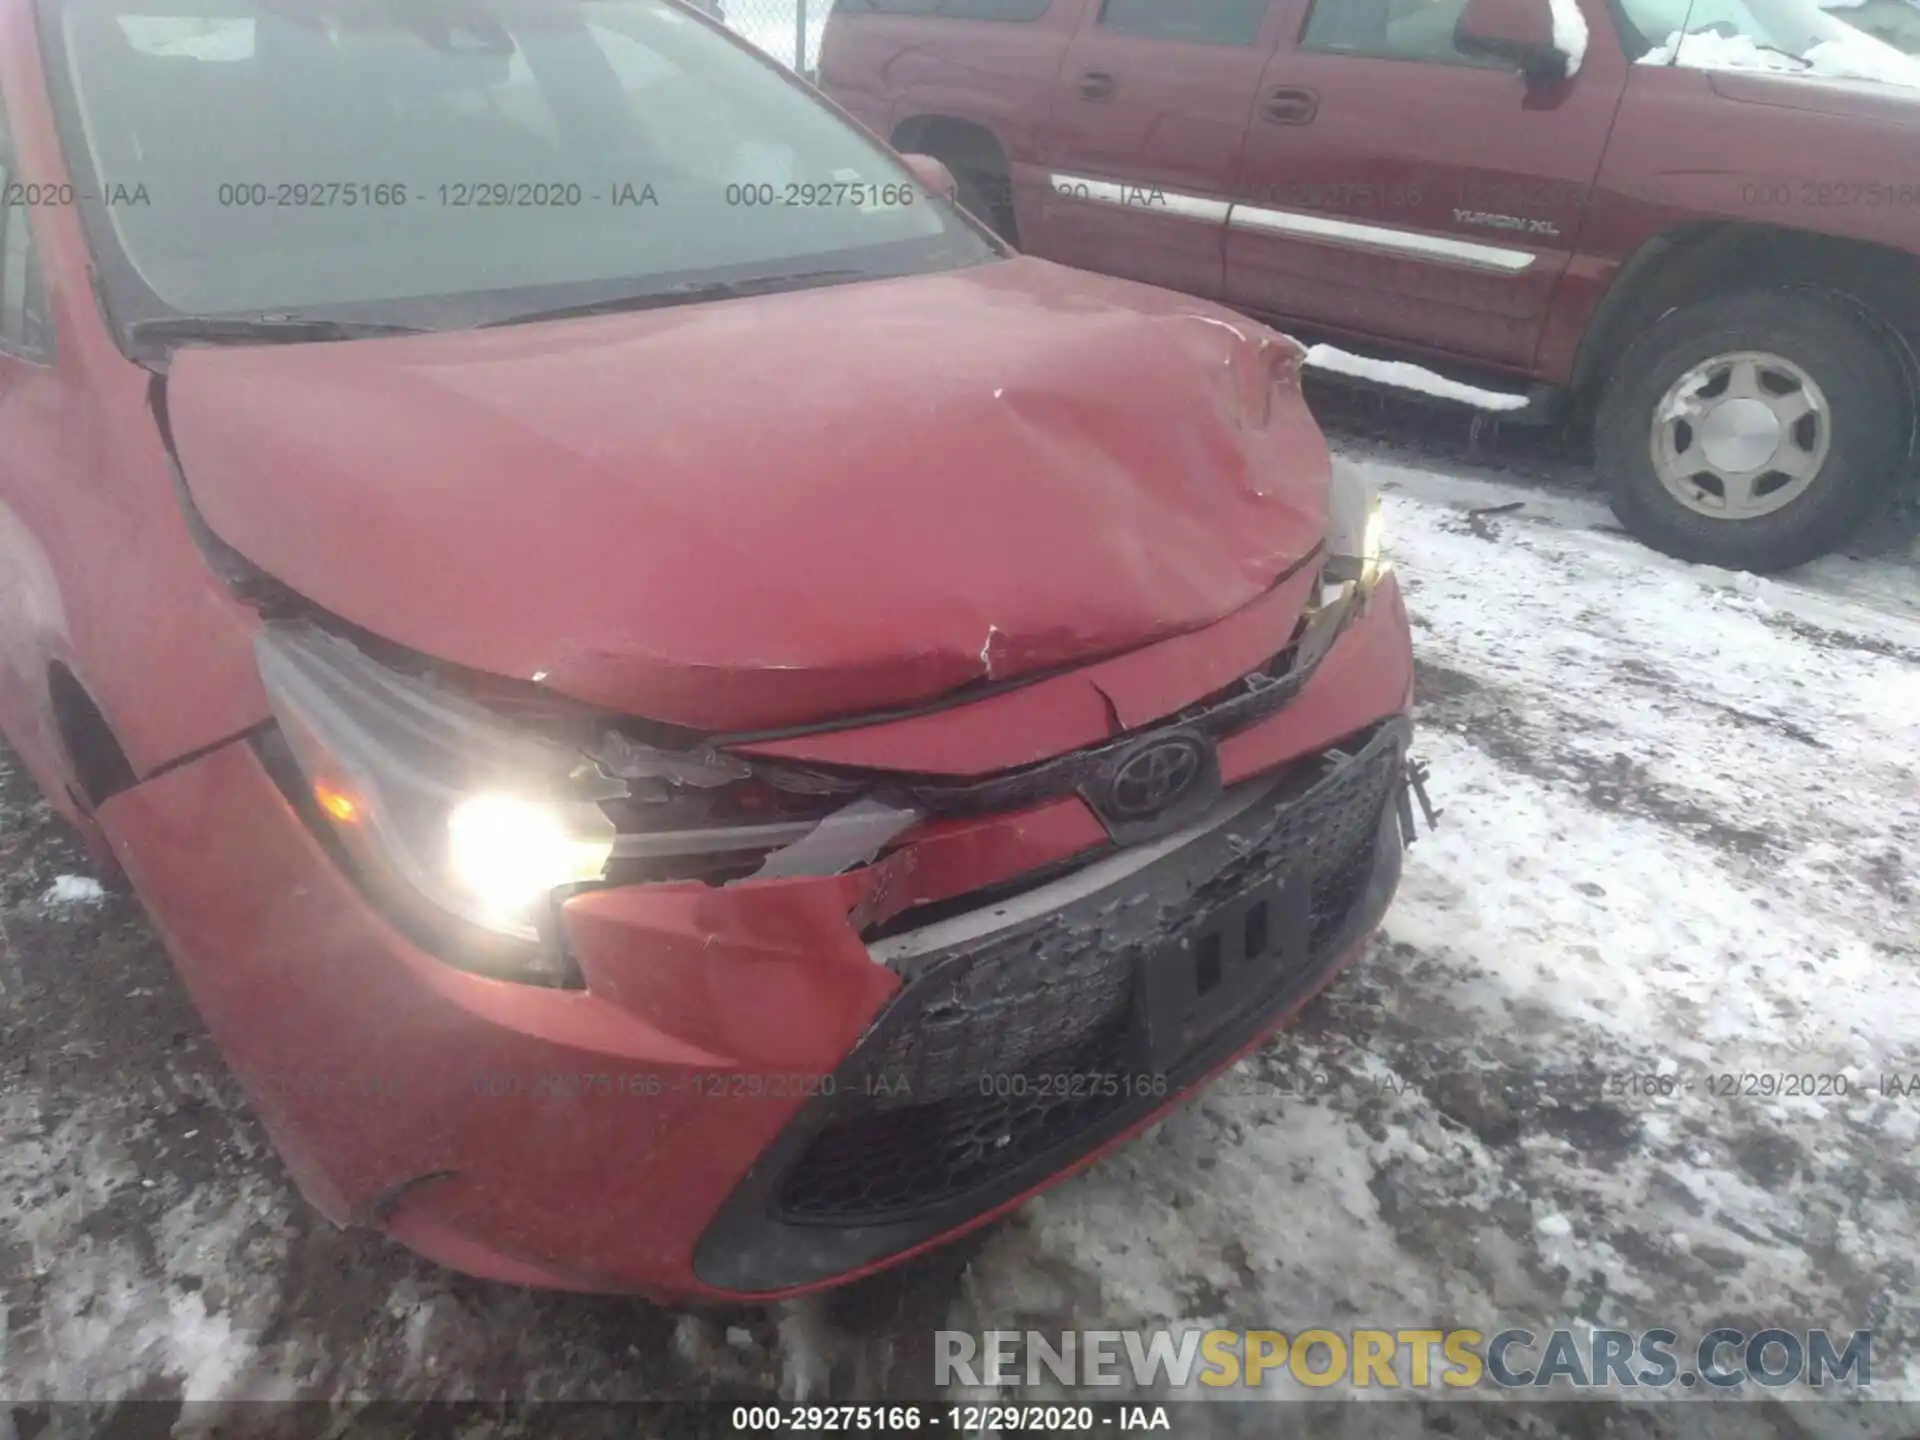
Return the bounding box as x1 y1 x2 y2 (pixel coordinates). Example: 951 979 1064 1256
730 1406 1171 1432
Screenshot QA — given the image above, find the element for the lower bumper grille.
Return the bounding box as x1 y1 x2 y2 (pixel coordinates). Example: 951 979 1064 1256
776 722 1404 1226
779 1025 1129 1224
693 718 1412 1292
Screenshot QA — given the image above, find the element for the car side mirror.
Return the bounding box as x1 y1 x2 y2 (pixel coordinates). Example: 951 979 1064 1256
1454 0 1572 84
899 152 959 203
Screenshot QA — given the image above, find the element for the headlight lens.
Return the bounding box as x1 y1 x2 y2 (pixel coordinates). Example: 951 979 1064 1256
446 793 614 923
254 623 921 986
1325 467 1389 590
256 623 620 983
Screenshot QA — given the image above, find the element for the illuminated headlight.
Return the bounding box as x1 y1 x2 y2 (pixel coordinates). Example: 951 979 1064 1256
446 793 613 923
1325 467 1389 590
255 623 619 983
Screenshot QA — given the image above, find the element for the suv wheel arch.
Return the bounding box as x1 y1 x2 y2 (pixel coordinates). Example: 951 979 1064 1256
1569 223 1920 457
889 114 1019 243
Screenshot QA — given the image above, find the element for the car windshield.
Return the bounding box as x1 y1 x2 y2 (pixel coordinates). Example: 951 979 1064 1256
39 0 997 337
1621 0 1920 82
1822 0 1920 56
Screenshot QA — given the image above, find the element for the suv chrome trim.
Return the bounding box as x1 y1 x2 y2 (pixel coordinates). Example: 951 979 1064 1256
1049 172 1231 223
1045 171 1538 274
1228 204 1538 273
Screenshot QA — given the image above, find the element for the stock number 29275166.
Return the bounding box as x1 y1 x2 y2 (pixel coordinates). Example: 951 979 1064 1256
216 182 410 207
731 1405 925 1430
1742 181 1920 207
724 181 918 208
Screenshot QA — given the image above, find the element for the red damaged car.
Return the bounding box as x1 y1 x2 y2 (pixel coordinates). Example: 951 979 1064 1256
0 0 1420 1297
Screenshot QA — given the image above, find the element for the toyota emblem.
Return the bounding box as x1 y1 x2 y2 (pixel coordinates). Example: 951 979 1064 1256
1106 736 1208 820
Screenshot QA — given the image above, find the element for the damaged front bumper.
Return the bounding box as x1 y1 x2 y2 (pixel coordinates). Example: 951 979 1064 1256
696 715 1413 1293
96 573 1423 1299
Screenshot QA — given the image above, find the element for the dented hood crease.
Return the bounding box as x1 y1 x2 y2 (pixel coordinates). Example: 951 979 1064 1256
166 258 1331 732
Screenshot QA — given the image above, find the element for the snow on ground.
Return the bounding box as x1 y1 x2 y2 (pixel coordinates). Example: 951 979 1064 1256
3 417 1919 1432
1305 345 1531 412
929 456 1920 1423
40 875 105 907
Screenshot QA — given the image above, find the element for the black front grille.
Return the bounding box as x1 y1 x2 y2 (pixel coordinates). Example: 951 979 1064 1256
772 720 1407 1227
775 1026 1130 1223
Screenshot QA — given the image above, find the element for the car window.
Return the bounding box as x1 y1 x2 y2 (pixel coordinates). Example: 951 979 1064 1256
941 0 1050 15
426 47 567 150
1097 0 1272 46
118 13 254 55
0 94 53 358
834 0 1049 16
44 0 996 333
1300 0 1515 65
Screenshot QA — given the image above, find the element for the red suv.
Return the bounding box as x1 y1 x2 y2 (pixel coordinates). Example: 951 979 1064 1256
819 0 1920 571
0 0 1417 1297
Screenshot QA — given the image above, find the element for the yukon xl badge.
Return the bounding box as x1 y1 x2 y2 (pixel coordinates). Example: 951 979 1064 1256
1453 208 1561 237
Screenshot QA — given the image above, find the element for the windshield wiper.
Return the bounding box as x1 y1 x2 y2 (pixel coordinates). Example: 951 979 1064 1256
1741 38 1813 66
477 269 872 329
126 314 431 353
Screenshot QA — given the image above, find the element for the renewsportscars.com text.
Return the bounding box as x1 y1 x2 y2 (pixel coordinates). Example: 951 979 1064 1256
935 1327 1873 1391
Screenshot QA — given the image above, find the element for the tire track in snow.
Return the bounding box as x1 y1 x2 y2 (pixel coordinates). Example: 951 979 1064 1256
1381 481 1920 965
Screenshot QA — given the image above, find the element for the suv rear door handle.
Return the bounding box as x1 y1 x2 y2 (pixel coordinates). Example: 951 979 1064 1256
1078 70 1118 102
1264 87 1319 124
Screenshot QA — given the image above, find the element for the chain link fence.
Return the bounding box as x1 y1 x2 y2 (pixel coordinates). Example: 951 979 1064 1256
708 0 832 74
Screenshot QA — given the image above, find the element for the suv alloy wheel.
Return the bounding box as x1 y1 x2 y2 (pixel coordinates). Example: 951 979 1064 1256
1596 288 1911 572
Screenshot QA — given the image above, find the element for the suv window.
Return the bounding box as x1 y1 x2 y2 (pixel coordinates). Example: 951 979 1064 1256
1616 0 1920 71
1098 0 1270 46
0 96 53 358
1300 0 1511 66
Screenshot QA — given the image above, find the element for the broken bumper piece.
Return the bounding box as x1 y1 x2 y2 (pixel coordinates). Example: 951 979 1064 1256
694 716 1412 1293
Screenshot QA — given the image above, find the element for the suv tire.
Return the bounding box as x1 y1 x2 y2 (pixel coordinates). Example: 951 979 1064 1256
1595 288 1910 571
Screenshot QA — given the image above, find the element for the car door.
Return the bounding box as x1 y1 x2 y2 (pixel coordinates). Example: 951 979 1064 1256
1224 0 1627 370
1031 0 1289 301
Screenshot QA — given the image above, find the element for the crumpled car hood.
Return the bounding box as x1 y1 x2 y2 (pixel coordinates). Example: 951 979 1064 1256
167 256 1330 732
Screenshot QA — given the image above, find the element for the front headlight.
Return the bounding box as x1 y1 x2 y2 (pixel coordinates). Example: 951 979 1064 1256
1325 467 1389 591
256 623 623 983
254 623 923 987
